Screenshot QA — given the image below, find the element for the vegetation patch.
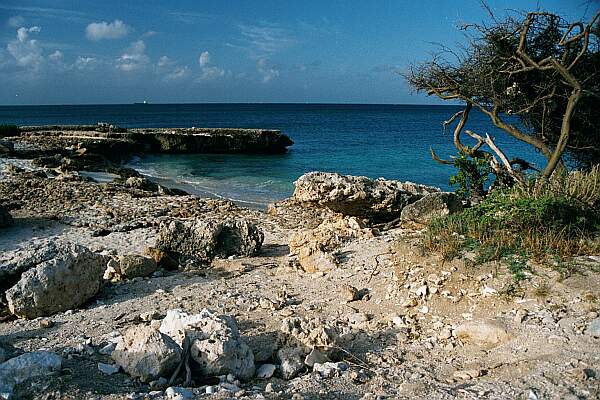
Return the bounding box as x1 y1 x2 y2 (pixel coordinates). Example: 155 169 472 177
424 168 600 280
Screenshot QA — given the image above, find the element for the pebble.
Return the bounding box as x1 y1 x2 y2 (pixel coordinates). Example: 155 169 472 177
39 319 54 328
99 343 116 356
265 383 274 393
587 317 600 337
205 386 215 394
313 362 348 378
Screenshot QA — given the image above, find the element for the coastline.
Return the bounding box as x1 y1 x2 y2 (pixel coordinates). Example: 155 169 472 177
0 125 599 400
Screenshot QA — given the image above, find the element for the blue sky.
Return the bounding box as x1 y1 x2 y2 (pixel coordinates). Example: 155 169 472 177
0 0 594 105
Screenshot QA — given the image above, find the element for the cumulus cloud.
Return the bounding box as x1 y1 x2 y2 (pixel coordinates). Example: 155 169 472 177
257 58 279 83
196 50 224 81
48 50 63 62
86 19 129 41
198 51 210 67
116 40 149 71
7 26 44 70
7 15 25 28
157 55 190 81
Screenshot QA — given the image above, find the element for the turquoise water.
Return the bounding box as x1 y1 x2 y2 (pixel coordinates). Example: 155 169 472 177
0 103 546 207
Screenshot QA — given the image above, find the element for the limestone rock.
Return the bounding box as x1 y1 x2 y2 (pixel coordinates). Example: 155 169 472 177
159 309 255 380
277 347 305 380
256 364 276 379
400 192 463 225
156 218 263 262
118 255 157 279
0 351 62 388
125 176 160 192
313 361 348 378
5 242 107 318
280 317 337 351
289 214 371 272
292 172 439 221
145 247 179 269
0 206 13 229
112 325 181 382
455 320 511 346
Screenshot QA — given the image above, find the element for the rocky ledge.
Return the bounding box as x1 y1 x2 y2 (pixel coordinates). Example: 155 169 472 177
3 124 294 160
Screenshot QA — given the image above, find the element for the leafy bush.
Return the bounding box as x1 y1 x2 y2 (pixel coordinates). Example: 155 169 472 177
449 149 491 200
424 171 600 279
0 124 19 137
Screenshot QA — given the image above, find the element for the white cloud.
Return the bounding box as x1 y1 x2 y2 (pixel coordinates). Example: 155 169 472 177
7 15 24 28
75 56 97 70
257 58 279 83
86 19 130 41
156 55 190 81
196 51 225 81
7 26 44 70
199 66 225 80
116 40 149 71
48 50 63 62
237 23 294 56
198 51 210 67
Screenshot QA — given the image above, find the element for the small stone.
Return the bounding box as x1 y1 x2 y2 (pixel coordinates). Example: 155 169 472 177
455 320 511 346
205 386 215 394
341 284 360 302
514 309 528 323
98 362 120 375
304 348 330 367
165 387 194 400
265 383 274 393
348 312 369 325
256 364 276 379
277 347 304 380
312 362 348 378
438 328 452 340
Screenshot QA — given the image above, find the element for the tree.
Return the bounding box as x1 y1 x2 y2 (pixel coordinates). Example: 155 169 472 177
406 8 600 190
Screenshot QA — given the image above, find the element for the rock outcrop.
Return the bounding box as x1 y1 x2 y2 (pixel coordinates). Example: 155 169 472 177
3 242 107 318
400 192 463 225
112 326 182 382
156 218 263 262
292 172 439 221
159 309 255 380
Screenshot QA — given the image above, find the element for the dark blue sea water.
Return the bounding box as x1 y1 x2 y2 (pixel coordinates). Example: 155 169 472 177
0 103 545 207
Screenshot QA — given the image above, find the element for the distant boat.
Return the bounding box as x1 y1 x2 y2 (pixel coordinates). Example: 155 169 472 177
133 101 148 105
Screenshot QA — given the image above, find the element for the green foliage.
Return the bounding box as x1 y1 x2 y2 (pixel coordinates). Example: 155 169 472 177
0 124 19 137
449 149 491 200
424 178 600 281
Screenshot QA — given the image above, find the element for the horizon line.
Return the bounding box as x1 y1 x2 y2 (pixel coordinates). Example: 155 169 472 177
0 101 456 107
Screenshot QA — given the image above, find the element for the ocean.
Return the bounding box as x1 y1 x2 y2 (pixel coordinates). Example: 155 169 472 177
0 103 545 207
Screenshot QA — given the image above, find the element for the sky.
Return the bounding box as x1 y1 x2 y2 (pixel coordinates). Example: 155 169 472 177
0 0 596 105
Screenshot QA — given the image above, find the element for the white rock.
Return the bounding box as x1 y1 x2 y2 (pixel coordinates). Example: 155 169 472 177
312 362 348 378
455 320 511 346
165 387 194 400
159 309 255 380
112 325 181 382
256 364 276 379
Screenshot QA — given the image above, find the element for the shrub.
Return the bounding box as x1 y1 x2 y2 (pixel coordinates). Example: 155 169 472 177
424 171 600 279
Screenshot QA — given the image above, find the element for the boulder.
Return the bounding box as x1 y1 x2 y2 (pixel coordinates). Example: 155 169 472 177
159 309 255 380
118 255 157 279
400 192 463 225
0 141 13 154
4 242 107 318
112 325 181 382
125 177 160 192
0 207 13 228
455 320 511 346
292 172 439 221
0 351 62 396
155 218 263 262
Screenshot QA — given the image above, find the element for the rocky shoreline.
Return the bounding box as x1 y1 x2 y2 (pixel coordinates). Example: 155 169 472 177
0 135 599 399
